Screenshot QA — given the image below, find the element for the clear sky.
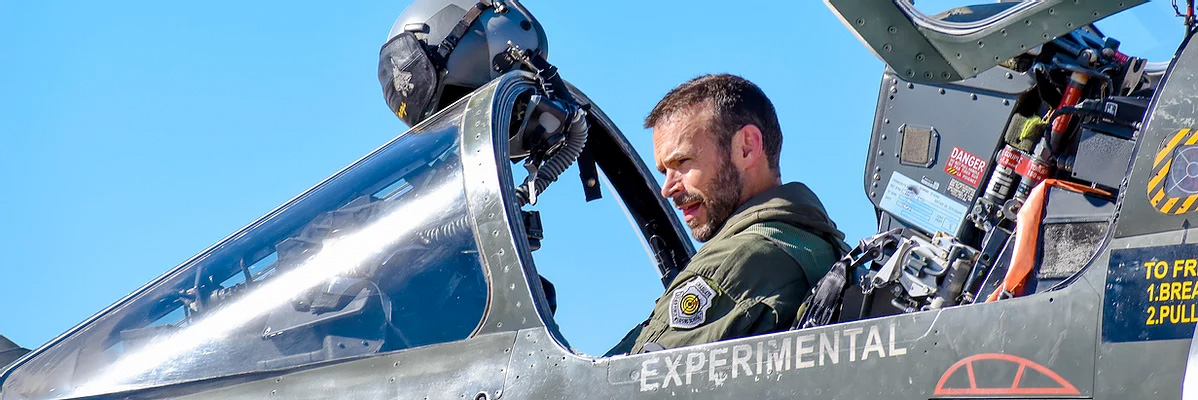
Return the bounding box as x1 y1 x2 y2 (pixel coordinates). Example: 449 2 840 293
0 0 1182 358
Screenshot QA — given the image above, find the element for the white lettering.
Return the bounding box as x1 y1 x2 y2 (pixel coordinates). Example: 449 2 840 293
888 323 907 356
765 338 792 373
755 341 765 375
862 325 886 360
709 347 729 384
634 323 907 389
639 357 661 391
818 332 839 366
731 345 753 378
684 352 705 385
843 328 864 362
663 355 684 388
795 334 815 369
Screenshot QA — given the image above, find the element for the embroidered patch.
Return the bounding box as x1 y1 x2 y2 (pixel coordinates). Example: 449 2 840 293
669 278 716 329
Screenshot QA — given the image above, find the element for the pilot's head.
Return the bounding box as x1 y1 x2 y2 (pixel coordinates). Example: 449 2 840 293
649 74 783 242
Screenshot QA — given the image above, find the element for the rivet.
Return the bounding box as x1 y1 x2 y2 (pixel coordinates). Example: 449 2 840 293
906 83 914 89
1003 99 1010 106
887 26 897 34
915 53 925 61
871 191 877 197
883 44 893 52
939 88 946 95
873 174 881 181
877 151 885 156
970 94 978 101
881 134 888 140
883 118 890 124
890 86 898 93
1005 72 1013 79
875 166 882 172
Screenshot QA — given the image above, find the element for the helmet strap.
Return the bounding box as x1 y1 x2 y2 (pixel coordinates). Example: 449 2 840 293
429 1 497 68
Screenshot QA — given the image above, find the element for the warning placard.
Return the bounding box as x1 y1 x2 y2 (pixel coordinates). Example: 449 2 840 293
1104 243 1198 343
944 147 987 187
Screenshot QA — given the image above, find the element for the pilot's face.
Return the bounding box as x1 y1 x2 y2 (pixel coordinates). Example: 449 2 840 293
653 107 744 242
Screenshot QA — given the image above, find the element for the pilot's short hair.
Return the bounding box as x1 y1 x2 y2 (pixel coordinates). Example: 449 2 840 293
645 73 783 177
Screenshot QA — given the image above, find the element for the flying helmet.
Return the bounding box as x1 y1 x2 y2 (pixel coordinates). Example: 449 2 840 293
379 0 549 127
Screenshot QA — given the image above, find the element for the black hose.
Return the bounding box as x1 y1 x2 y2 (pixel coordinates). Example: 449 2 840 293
516 107 589 205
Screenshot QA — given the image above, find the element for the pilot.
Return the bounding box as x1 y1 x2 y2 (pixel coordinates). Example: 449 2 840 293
609 74 849 355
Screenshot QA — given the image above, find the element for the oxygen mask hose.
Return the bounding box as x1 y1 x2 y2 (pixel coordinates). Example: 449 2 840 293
503 41 590 206
515 104 589 206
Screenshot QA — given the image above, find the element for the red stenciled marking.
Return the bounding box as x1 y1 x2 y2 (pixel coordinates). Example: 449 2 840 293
944 147 987 187
933 353 1081 397
997 147 1020 169
1015 154 1050 182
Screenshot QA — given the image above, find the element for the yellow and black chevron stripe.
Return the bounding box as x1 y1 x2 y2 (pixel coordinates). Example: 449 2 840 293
1148 128 1198 214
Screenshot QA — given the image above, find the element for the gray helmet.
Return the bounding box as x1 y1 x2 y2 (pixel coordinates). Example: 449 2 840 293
379 0 549 127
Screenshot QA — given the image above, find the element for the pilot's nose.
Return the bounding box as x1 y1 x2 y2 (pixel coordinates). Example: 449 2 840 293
661 169 682 199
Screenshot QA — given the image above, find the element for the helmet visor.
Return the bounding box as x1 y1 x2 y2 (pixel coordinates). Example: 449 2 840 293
378 32 439 127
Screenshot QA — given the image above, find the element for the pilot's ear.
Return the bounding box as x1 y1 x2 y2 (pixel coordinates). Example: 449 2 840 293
732 124 765 166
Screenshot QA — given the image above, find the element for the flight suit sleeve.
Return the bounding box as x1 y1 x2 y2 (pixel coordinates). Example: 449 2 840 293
629 237 811 353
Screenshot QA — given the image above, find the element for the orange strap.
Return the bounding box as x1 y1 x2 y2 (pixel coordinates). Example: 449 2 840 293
986 179 1109 302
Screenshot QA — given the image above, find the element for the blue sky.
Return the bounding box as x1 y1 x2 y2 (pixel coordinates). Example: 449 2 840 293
0 1 1182 358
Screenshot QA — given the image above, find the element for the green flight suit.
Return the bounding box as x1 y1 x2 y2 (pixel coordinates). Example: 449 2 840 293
609 182 848 355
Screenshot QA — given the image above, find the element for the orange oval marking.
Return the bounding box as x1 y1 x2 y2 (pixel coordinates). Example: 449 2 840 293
933 353 1080 396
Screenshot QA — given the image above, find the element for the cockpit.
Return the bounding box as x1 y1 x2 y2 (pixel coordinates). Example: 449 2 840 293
0 1 1190 399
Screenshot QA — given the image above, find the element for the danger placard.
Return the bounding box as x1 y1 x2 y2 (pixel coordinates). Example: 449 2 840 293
944 147 986 187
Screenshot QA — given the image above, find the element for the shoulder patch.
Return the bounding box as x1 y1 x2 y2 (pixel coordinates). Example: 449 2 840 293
669 277 716 329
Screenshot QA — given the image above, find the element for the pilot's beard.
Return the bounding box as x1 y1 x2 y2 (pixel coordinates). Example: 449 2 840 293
691 159 743 242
